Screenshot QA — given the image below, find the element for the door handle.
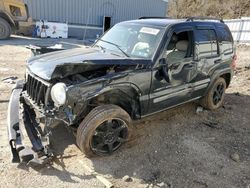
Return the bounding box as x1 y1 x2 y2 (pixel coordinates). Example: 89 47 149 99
184 64 194 68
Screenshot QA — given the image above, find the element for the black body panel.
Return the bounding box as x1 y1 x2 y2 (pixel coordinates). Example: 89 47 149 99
7 17 235 163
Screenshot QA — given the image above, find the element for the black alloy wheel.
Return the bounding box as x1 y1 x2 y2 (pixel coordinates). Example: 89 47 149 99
91 118 128 155
76 104 131 157
200 77 227 110
212 82 225 105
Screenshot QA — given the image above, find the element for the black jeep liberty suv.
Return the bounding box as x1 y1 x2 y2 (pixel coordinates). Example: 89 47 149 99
8 17 236 164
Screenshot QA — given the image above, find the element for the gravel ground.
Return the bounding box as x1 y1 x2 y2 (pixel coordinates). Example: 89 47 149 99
0 35 249 188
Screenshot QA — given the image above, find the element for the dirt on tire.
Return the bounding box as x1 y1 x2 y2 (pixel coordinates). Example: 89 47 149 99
76 104 131 157
201 77 227 110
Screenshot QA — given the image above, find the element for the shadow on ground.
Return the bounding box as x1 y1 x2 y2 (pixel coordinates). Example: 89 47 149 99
17 93 250 187
87 93 250 187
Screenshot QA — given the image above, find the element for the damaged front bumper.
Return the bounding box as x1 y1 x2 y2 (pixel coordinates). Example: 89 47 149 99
7 80 52 164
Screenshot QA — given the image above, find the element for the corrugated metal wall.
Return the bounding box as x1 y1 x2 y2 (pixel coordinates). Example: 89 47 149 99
225 18 250 43
24 0 167 27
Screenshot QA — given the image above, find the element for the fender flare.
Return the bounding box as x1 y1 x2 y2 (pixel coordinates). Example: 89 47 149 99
204 68 233 96
86 82 142 119
86 82 142 100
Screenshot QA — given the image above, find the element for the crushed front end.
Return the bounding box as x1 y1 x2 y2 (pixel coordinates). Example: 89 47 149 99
7 73 61 165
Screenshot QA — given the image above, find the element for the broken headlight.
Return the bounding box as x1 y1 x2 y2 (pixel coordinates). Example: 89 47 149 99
51 83 67 107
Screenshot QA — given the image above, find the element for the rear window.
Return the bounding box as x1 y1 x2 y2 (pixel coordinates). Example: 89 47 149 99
217 26 233 54
195 29 219 58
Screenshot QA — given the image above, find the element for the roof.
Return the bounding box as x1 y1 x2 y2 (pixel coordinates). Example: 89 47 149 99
122 18 185 27
120 17 226 28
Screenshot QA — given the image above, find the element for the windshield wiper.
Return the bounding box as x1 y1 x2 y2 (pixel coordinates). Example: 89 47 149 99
98 39 129 57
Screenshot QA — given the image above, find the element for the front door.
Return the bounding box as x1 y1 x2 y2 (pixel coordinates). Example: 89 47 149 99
148 26 198 114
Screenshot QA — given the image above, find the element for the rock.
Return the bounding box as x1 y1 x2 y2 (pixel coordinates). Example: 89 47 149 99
147 184 153 188
157 182 166 187
230 153 240 162
122 175 133 182
196 106 203 114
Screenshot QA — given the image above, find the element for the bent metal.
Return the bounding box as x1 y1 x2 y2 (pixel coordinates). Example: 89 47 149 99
7 17 236 164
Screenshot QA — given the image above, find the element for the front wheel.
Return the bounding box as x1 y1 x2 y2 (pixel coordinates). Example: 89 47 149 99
201 77 227 110
0 18 11 40
76 105 131 157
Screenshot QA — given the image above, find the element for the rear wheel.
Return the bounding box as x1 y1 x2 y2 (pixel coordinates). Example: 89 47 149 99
201 77 226 110
0 17 11 40
77 105 131 157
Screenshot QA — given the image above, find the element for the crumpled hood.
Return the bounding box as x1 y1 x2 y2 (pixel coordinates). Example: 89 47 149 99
27 47 148 81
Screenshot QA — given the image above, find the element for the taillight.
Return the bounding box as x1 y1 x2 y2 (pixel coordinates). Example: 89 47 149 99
231 55 237 70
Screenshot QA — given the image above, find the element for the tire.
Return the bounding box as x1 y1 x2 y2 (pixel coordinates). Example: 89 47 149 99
201 77 227 110
0 17 11 40
76 104 132 157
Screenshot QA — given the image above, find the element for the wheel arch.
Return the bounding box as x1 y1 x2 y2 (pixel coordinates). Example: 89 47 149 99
0 11 16 28
87 84 142 120
220 72 231 88
204 68 233 96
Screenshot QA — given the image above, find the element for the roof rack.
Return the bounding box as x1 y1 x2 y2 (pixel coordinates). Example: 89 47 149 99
139 16 172 19
186 16 224 23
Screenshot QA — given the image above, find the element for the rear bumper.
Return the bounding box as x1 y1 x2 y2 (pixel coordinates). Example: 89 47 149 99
7 80 52 164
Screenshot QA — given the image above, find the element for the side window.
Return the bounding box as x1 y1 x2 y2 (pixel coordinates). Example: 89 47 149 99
217 27 233 55
195 29 219 58
165 30 194 64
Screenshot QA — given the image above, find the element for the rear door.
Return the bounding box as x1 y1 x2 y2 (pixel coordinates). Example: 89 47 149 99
191 25 221 98
216 25 234 59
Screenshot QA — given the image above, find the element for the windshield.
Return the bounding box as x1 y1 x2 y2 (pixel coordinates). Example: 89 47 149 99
94 23 165 59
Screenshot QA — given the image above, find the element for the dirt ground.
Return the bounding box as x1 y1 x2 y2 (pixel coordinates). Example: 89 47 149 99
0 35 249 188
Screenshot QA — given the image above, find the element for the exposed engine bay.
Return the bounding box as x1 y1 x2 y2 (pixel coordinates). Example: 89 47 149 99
56 64 135 84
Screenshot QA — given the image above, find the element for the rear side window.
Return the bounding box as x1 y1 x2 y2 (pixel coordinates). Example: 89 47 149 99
195 29 219 58
217 26 233 54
